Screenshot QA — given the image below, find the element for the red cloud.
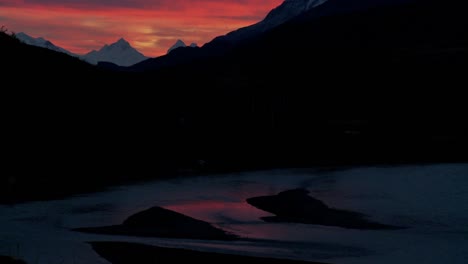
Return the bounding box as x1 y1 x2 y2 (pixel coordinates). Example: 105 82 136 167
0 0 283 57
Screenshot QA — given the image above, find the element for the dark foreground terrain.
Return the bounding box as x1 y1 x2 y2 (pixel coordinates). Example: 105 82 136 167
0 256 27 264
2 0 467 205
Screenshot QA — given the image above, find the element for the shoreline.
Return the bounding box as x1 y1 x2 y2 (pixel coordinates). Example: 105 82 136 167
2 161 465 206
89 241 331 264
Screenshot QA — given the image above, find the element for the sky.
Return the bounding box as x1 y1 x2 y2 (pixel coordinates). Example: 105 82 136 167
0 0 283 57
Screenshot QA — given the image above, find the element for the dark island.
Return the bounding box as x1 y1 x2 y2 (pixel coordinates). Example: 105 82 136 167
247 188 404 230
73 206 237 240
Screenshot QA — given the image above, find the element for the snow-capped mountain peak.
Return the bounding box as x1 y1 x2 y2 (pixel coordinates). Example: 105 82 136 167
116 38 129 45
167 39 198 54
100 38 130 51
285 0 328 9
265 0 328 25
167 39 186 54
211 0 329 45
82 38 148 67
106 38 129 50
14 32 148 67
15 32 74 56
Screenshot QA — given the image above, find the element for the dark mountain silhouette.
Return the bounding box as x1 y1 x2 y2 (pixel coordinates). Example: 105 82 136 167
204 0 412 48
128 0 417 72
2 31 178 203
2 31 96 76
1 0 467 203
126 0 467 169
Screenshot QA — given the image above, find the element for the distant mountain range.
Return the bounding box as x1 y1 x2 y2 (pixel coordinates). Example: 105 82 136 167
15 33 147 66
167 40 198 54
15 33 204 66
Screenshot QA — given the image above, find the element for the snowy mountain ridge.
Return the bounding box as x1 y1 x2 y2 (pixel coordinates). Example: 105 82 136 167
215 0 329 44
81 38 148 67
14 32 148 67
15 32 76 56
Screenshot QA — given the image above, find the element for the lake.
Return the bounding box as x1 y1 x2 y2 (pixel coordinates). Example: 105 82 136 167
1 163 467 264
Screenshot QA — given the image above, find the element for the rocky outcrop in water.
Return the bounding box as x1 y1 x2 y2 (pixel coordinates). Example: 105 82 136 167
247 188 404 230
73 206 237 240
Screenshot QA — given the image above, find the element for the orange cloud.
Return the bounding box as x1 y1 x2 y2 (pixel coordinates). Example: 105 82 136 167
0 0 283 57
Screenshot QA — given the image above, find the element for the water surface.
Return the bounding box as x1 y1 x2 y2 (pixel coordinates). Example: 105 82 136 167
1 164 467 264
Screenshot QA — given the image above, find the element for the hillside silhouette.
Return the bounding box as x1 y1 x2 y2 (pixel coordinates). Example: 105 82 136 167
2 0 467 203
126 0 467 167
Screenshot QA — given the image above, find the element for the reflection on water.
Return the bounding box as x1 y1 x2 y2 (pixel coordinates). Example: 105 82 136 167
165 200 271 224
1 164 468 264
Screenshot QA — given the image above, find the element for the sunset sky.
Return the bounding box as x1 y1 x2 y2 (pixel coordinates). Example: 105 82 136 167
0 0 283 57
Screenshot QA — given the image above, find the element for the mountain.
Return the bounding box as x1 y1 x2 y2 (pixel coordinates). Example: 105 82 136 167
212 0 416 46
167 40 198 54
130 0 331 71
130 0 420 72
15 32 75 56
82 38 148 67
2 31 98 79
2 0 467 202
14 32 148 67
215 0 329 44
2 30 163 180
128 0 468 167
